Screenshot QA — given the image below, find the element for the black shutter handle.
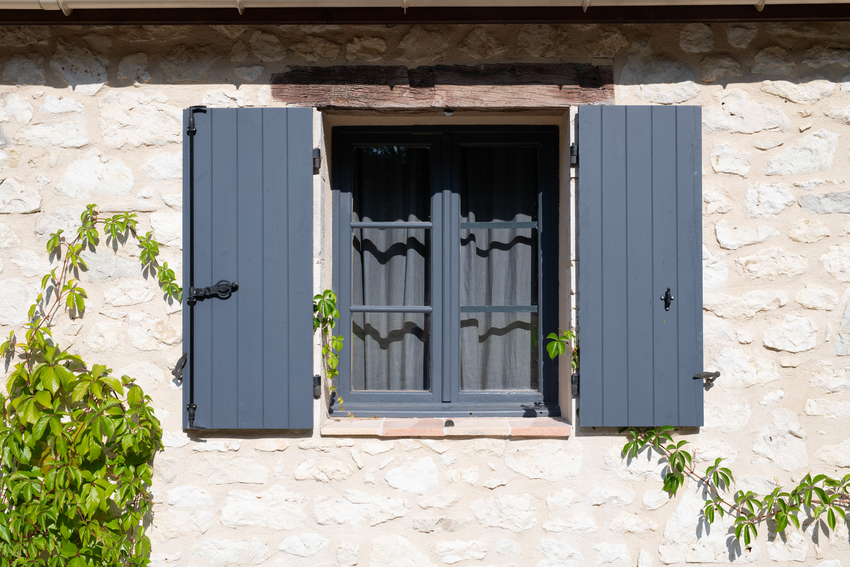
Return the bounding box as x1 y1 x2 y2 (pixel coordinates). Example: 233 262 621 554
660 288 674 311
187 280 239 305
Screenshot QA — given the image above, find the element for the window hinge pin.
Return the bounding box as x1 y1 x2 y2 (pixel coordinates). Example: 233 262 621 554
571 373 579 396
570 144 578 168
313 374 322 399
313 148 322 174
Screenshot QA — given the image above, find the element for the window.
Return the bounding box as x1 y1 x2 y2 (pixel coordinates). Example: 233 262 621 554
332 126 560 417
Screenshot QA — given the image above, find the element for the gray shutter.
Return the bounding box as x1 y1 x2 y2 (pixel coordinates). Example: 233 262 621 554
182 107 314 430
577 106 703 427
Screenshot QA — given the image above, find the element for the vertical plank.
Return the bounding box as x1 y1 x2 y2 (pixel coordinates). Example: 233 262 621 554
577 106 604 427
191 109 214 430
625 106 655 426
182 110 192 429
210 109 240 429
600 106 628 426
651 107 680 427
285 108 315 429
676 106 704 426
236 109 265 428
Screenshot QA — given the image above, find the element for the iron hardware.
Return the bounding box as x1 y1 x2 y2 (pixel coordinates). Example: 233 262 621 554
570 143 578 167
313 374 322 399
172 353 187 383
313 148 322 173
660 287 674 311
187 280 239 305
694 371 720 385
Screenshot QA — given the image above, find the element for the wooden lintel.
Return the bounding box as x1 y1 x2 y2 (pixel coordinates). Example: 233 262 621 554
271 64 614 109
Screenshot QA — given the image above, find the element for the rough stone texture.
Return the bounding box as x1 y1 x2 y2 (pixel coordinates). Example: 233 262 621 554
710 143 751 176
49 39 108 96
128 313 180 351
796 284 839 310
235 66 263 82
702 246 728 288
800 190 850 214
811 361 850 392
766 532 809 562
434 539 486 564
703 188 732 214
761 77 835 104
370 535 435 567
815 437 850 467
194 456 268 485
118 53 151 84
516 24 567 59
620 39 699 104
56 150 133 199
735 248 808 279
763 313 818 353
291 36 340 62
703 289 787 318
714 219 776 250
504 441 582 480
727 22 758 48
789 218 830 243
385 457 438 494
703 88 790 134
679 23 714 53
293 458 354 482
39 96 84 115
709 348 781 387
820 244 850 282
753 409 808 472
0 279 40 326
805 398 850 418
699 54 742 83
142 153 181 180
764 129 840 176
3 54 45 85
314 490 408 526
458 27 506 60
609 512 657 534
189 538 270 566
14 121 87 148
346 36 388 62
587 485 636 507
220 486 307 530
398 27 449 62
469 493 536 532
704 403 751 431
751 46 795 75
278 533 329 557
803 45 850 68
159 44 222 82
98 91 182 149
167 485 214 507
0 176 41 213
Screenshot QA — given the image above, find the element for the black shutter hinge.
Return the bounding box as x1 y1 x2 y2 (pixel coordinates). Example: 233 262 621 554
172 353 187 383
694 371 720 386
570 143 578 168
187 280 238 306
313 374 322 399
187 105 207 136
313 148 321 174
572 373 579 396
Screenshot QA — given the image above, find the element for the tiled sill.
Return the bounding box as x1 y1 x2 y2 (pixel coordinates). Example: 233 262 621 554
321 417 571 438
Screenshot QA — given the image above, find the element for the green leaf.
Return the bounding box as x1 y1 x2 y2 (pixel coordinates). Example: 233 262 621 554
34 390 51 408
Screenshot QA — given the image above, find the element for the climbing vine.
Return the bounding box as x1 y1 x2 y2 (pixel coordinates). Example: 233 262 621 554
0 205 175 566
313 289 349 416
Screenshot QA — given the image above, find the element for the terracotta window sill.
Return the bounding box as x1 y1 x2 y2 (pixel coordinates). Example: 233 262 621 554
321 417 571 438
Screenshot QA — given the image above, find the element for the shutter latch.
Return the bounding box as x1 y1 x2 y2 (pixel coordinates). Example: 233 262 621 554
660 288 674 311
313 148 322 174
694 371 720 385
187 280 239 306
172 353 188 383
569 144 578 168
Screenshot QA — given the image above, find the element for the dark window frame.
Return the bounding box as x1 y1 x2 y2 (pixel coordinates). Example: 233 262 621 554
332 125 560 417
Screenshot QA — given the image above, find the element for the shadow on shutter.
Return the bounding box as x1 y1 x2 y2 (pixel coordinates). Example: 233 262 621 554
182 107 314 430
577 106 703 428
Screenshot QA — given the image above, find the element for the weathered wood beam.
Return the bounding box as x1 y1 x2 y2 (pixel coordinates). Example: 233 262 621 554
271 64 614 109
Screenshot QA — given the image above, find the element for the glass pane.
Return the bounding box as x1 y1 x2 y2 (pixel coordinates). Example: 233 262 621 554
460 227 537 307
353 146 430 222
460 312 539 391
353 228 429 307
460 146 538 223
352 312 430 391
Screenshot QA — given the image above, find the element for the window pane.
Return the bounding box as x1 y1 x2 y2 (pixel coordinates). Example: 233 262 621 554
352 312 430 391
353 228 429 307
353 146 430 222
460 227 537 307
460 146 537 223
460 312 539 391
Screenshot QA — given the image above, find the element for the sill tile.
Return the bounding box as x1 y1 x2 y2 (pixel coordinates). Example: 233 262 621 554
321 417 571 438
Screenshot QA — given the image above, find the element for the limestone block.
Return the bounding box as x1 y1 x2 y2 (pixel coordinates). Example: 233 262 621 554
298 438 354 451
703 188 732 215
504 441 582 480
167 485 214 507
0 26 49 47
815 437 850 467
128 313 180 351
620 39 699 104
805 398 850 418
800 190 850 214
162 431 189 448
703 290 788 319
99 91 181 149
118 360 163 391
250 31 285 62
84 321 125 352
492 540 521 556
737 330 754 344
761 77 835 104
603 444 666 481
278 533 329 557
766 531 809 562
764 129 840 176
419 493 461 510
470 493 536 532
462 438 505 456
536 539 583 567
703 89 789 134
0 94 33 126
3 54 45 85
104 280 156 307
434 539 487 564
727 23 757 48
0 176 40 214
10 249 48 278
445 466 478 486
160 44 221 82
150 210 182 248
399 26 449 62
702 246 728 288
49 39 108 96
154 455 179 484
587 485 635 507
361 440 394 455
440 453 455 466
142 153 181 180
458 27 506 59
704 403 751 431
710 143 751 176
610 511 657 534
314 490 409 526
77 250 140 282
235 66 263 82
803 45 850 68
763 313 818 353
760 390 785 405
56 149 134 199
231 41 248 62
811 361 850 392
194 455 268 485
753 409 808 472
820 244 850 282
680 23 714 53
162 193 182 208
14 121 87 148
700 54 743 83
515 25 565 59
211 25 249 39
413 517 469 533
825 106 850 125
202 89 247 108
193 440 241 452
370 536 435 567
0 279 38 326
346 36 388 62
755 139 783 150
253 439 289 452
337 535 359 566
542 514 596 533
39 96 84 115
796 284 839 310
751 46 795 75
118 53 151 84
709 348 781 387
643 489 672 511
591 31 628 58
735 248 808 279
189 538 271 566
220 486 307 529
546 488 580 510
150 552 181 566
714 219 776 250
118 25 192 42
836 303 850 355
384 457 438 494
789 218 830 243
593 543 630 564
744 183 796 217
0 224 19 248
150 508 214 544
294 458 354 482
291 36 340 62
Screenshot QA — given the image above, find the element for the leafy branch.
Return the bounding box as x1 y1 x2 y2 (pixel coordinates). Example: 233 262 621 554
313 289 350 417
546 328 578 371
622 427 850 547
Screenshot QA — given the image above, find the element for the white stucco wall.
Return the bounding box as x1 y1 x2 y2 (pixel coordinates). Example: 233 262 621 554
1 21 850 566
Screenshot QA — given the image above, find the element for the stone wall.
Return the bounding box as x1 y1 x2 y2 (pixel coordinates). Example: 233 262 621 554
1 20 850 566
